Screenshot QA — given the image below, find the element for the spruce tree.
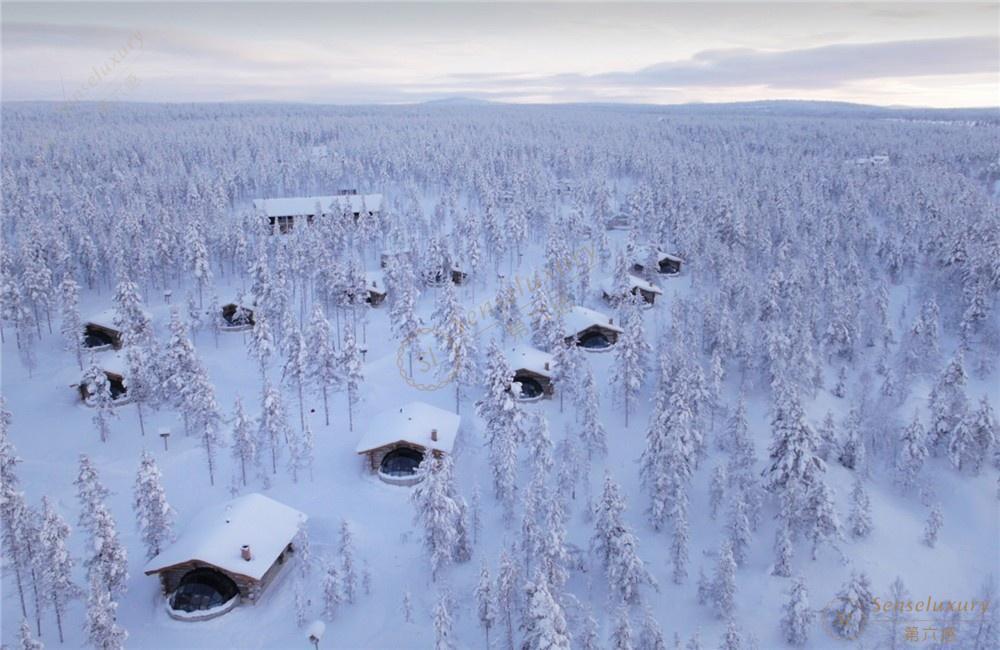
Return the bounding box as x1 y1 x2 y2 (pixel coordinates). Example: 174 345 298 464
780 577 813 646
521 571 571 650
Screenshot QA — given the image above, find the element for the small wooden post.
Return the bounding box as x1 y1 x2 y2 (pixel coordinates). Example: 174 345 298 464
159 427 171 451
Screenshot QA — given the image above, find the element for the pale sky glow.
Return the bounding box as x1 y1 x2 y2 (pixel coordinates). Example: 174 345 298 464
2 1 998 107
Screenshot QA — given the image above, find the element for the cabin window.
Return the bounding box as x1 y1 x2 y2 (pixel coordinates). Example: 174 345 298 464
380 447 424 477
83 326 116 349
170 568 239 613
578 331 612 350
514 374 544 399
107 374 127 400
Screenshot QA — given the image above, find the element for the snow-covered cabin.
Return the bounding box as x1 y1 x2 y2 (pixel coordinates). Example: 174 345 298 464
219 300 255 331
850 153 890 167
605 213 630 231
364 271 387 307
631 248 683 276
450 263 469 286
356 402 460 486
82 310 123 351
77 353 128 403
505 345 554 400
562 306 624 352
253 192 383 233
601 274 663 307
144 494 306 621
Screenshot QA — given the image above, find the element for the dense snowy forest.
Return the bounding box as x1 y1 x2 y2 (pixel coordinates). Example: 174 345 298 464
1 101 998 649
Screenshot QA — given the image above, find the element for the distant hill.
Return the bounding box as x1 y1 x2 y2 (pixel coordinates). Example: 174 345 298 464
420 96 499 106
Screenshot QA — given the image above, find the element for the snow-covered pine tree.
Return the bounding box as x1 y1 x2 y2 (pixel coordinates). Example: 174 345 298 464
474 561 496 647
521 570 571 650
281 327 308 432
182 355 224 485
528 273 560 350
185 222 213 307
848 477 872 539
764 385 825 531
816 411 837 462
258 380 291 477
305 306 339 426
579 609 601 650
609 606 634 650
248 311 276 378
322 562 344 620
434 592 456 650
340 327 364 431
388 255 422 376
1 487 40 632
780 577 813 646
59 276 84 369
828 572 873 640
962 397 998 475
923 504 943 547
230 396 257 487
709 465 726 520
132 451 175 559
431 279 477 413
711 541 737 619
37 496 79 643
82 358 117 443
771 521 793 578
927 351 969 454
496 548 520 650
838 409 866 473
883 577 909 650
18 618 43 650
111 279 155 348
726 489 752 568
122 341 158 437
592 474 656 604
85 503 128 597
805 478 843 560
895 411 927 491
338 519 357 604
411 455 462 581
718 617 743 650
576 364 608 458
639 606 667 650
611 291 650 428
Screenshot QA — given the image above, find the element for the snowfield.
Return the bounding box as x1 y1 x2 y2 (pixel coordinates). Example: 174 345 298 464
1 102 998 650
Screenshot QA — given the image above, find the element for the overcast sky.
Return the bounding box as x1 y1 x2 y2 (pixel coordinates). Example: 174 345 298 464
3 1 998 107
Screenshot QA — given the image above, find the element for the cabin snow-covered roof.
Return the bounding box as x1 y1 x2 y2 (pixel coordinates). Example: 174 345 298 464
600 274 663 296
562 306 624 336
252 194 383 217
144 494 306 580
364 271 386 295
97 353 126 376
84 309 120 331
505 345 554 378
356 401 460 455
633 246 683 265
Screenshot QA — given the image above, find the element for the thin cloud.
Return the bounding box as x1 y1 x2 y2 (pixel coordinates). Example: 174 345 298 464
499 36 1000 91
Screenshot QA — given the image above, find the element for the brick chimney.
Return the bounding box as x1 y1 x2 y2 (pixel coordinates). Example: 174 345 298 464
241 545 253 561
431 428 438 442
